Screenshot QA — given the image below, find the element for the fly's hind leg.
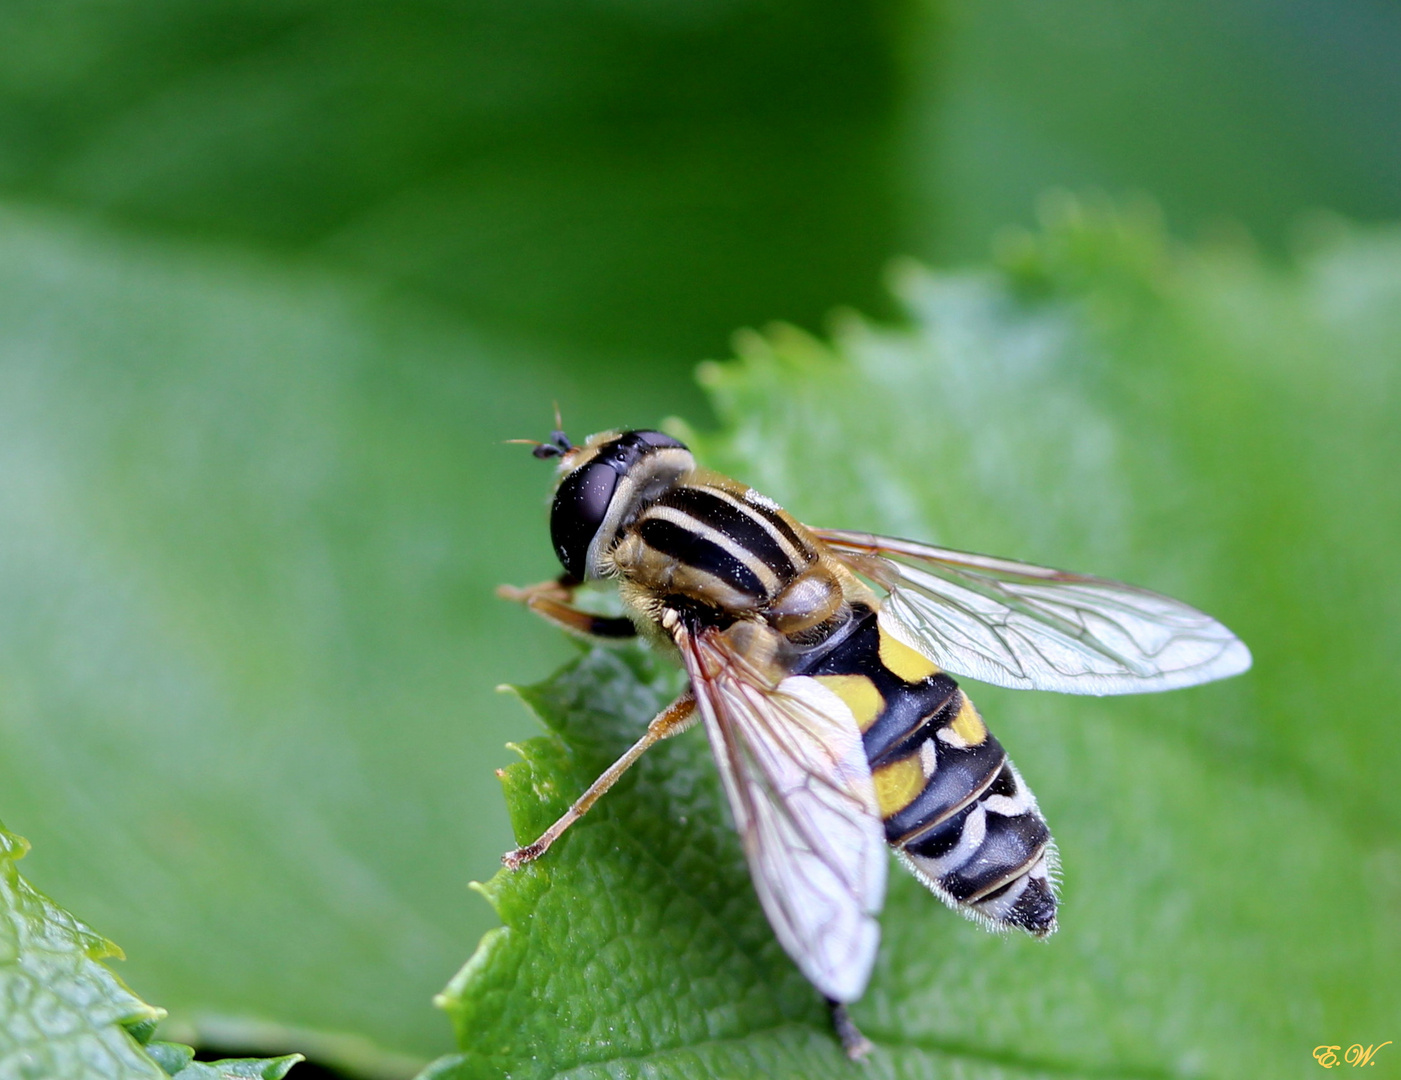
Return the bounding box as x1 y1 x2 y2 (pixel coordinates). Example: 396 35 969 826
501 692 698 870
497 576 637 640
827 999 874 1061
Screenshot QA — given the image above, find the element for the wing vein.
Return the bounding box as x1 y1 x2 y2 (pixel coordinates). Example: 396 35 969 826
817 529 1251 695
675 623 887 1002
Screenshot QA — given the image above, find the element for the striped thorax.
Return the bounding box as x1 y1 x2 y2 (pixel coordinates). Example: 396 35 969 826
611 472 848 640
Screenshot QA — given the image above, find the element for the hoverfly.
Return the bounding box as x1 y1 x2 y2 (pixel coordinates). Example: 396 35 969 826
499 427 1250 1057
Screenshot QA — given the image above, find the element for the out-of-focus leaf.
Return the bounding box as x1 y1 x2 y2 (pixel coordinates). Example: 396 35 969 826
435 202 1400 1079
917 0 1401 260
0 201 699 1063
0 819 300 1080
0 0 903 363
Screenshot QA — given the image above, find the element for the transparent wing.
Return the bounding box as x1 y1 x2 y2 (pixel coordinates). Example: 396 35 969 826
816 529 1252 696
676 623 887 1003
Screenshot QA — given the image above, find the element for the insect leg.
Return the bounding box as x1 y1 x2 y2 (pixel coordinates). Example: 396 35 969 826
497 577 637 639
826 999 873 1060
502 692 698 870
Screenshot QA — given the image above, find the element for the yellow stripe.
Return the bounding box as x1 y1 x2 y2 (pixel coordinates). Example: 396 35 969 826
949 694 988 746
872 754 926 817
814 674 885 732
878 624 940 683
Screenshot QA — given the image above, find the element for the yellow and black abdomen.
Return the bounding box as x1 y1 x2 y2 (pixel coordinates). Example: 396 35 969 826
797 605 1058 936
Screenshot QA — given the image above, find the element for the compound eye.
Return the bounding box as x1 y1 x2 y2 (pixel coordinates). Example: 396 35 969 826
550 461 620 579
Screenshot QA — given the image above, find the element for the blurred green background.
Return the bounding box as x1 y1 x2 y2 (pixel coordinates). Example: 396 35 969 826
1 0 1399 1073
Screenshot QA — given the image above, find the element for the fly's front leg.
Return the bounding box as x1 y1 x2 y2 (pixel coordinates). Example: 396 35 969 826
502 692 698 870
497 576 637 640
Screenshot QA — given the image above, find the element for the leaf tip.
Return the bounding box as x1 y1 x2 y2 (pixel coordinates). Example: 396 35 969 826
660 415 698 446
695 358 725 387
435 925 512 1019
0 825 31 861
265 1053 306 1079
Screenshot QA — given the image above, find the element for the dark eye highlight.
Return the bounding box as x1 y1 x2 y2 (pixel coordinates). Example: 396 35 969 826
633 430 687 450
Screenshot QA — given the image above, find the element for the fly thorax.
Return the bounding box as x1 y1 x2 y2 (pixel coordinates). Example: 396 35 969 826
613 478 820 622
609 530 766 617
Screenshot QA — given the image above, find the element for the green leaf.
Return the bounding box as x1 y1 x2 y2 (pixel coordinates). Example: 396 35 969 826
0 201 702 1063
0 0 902 362
0 819 299 1080
0 821 162 1080
158 1049 302 1080
429 645 846 1080
919 1 1401 260
0 2 896 1061
140 1037 301 1080
434 202 1401 1078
